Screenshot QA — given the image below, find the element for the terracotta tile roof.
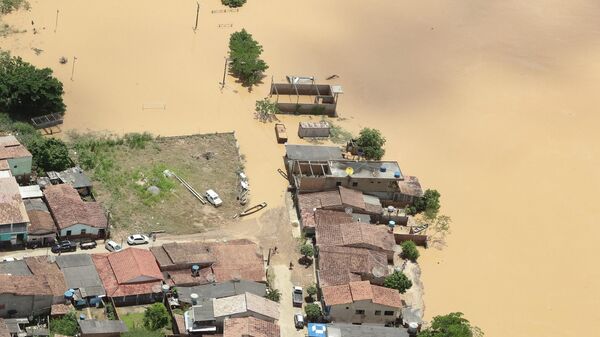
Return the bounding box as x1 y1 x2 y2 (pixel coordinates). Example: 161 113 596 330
0 135 31 160
371 283 403 308
92 252 163 298
0 319 9 337
0 177 29 224
397 176 423 198
223 317 280 337
107 248 163 284
0 274 53 296
322 281 402 309
213 293 279 320
316 221 395 254
25 256 68 297
44 184 107 230
51 303 71 316
317 246 388 287
348 281 373 301
153 240 264 283
0 160 8 171
338 186 365 210
321 284 352 305
26 210 56 234
167 268 215 286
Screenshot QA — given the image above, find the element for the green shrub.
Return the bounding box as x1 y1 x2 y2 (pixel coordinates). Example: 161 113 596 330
401 240 420 262
306 284 318 297
383 271 413 294
356 128 386 160
418 312 483 337
143 303 170 331
0 0 29 14
300 243 314 258
50 311 78 336
304 303 322 322
228 29 268 85
265 288 281 303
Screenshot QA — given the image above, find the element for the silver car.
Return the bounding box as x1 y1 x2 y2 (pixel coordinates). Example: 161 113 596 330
105 240 123 252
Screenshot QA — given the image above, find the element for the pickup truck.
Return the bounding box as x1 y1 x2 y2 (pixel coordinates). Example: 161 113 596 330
292 286 303 307
51 241 77 254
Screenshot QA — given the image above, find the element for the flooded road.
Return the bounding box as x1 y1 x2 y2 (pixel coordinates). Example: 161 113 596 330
3 1 600 336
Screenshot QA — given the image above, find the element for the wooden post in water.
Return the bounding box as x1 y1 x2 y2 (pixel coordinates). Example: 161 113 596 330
54 10 59 33
70 56 77 81
194 2 200 32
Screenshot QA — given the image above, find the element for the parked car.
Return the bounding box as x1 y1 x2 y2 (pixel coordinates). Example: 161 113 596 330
105 240 122 252
51 241 77 254
294 313 305 329
127 234 150 245
79 240 97 250
292 286 303 307
205 189 223 207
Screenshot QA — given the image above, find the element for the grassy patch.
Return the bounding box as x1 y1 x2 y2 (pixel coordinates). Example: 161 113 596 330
328 121 354 144
131 164 176 205
121 312 145 330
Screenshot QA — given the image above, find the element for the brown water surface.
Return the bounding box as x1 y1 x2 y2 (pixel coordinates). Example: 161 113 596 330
3 1 600 336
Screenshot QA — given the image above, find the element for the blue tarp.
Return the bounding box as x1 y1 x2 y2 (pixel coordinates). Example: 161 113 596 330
308 323 327 337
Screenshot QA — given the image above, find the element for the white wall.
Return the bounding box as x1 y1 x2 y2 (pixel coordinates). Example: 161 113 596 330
327 300 400 325
59 224 100 237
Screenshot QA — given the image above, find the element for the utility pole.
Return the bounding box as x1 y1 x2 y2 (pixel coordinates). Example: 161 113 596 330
221 57 229 90
54 10 59 33
70 56 77 81
194 2 200 32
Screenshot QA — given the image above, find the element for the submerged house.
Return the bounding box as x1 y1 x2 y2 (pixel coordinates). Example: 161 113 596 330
321 281 403 326
44 184 108 239
92 248 164 306
0 177 29 247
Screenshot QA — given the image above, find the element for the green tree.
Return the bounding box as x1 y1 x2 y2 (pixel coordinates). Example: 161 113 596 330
419 312 483 337
304 303 322 322
50 311 79 336
255 98 279 122
0 0 29 14
228 29 268 86
300 243 314 259
123 328 165 337
143 303 170 331
222 0 246 7
410 189 441 218
383 271 413 294
265 288 281 302
401 240 420 262
306 284 318 298
0 52 65 118
356 128 386 160
27 137 71 173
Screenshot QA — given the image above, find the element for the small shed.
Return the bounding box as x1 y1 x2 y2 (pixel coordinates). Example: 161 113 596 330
298 121 330 138
274 123 288 144
78 320 128 337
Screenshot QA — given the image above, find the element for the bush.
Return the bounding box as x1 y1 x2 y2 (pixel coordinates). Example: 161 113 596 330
222 0 246 7
304 303 322 322
255 98 279 121
143 303 170 331
401 240 420 262
265 288 281 302
300 243 314 258
124 132 153 149
383 271 413 294
306 284 318 297
106 303 117 320
418 312 483 337
27 137 71 173
0 0 29 14
228 29 268 86
356 128 386 160
50 311 78 336
0 52 65 118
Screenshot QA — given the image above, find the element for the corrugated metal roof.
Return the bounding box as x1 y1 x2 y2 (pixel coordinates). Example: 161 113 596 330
285 144 342 161
19 185 43 199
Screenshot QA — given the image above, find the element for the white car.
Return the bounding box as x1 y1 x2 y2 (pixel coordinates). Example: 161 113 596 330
105 240 123 252
205 189 223 207
127 234 150 245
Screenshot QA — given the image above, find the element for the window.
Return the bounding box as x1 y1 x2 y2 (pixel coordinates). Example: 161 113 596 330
355 310 365 315
81 229 87 235
66 230 72 236
374 310 382 316
352 182 358 187
384 311 394 316
336 182 342 186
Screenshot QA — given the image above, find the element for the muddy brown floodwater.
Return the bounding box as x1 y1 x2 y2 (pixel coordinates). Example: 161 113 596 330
3 0 600 336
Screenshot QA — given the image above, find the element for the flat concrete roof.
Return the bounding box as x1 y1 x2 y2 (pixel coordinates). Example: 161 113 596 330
328 160 403 180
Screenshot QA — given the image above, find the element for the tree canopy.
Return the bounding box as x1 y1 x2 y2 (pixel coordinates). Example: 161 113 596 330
409 189 441 218
383 271 413 294
143 303 170 331
306 284 318 297
0 52 65 118
419 312 483 337
50 311 79 336
356 128 386 160
222 0 246 7
265 288 281 302
27 137 71 173
300 243 314 258
228 29 268 86
401 240 420 262
304 303 322 322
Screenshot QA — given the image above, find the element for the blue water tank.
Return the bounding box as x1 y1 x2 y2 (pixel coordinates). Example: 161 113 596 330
79 314 85 320
64 291 74 299
394 171 401 178
388 220 396 228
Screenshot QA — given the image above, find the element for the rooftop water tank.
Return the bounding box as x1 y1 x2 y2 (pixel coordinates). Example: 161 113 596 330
394 171 401 178
64 290 74 299
387 206 395 213
388 220 396 228
191 264 200 276
380 166 387 172
190 293 199 305
79 314 86 321
408 322 419 335
161 284 170 293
